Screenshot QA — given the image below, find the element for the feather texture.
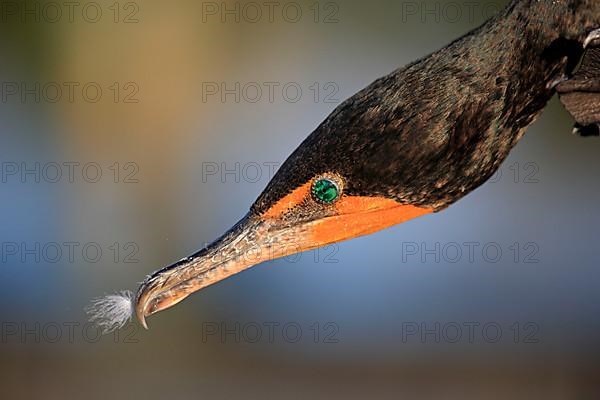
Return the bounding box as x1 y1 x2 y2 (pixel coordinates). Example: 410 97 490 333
85 291 135 334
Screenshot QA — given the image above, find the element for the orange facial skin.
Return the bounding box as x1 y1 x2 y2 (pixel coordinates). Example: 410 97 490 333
135 177 433 327
263 182 313 219
263 180 433 248
312 197 432 245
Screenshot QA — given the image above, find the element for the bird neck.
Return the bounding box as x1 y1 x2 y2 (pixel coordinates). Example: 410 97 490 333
412 1 599 207
508 0 598 41
479 0 599 59
450 1 599 96
466 0 599 130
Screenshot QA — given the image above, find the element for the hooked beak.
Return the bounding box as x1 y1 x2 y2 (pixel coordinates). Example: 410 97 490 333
134 195 432 329
134 213 310 329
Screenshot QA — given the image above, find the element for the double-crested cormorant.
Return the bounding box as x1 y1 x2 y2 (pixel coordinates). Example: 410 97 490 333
88 0 600 332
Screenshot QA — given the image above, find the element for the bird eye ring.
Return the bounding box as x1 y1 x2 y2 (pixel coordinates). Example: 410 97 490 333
311 175 343 204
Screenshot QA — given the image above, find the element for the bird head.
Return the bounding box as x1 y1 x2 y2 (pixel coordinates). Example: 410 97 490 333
133 103 441 328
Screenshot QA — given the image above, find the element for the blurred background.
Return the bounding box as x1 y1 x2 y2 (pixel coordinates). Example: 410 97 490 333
1 0 599 398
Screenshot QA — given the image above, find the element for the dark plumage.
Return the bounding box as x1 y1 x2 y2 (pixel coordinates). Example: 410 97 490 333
89 0 600 332
253 0 599 213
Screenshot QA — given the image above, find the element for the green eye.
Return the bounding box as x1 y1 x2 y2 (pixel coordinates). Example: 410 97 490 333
312 178 341 204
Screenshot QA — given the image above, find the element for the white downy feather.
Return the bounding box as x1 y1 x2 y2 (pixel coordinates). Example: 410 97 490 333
85 291 134 334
